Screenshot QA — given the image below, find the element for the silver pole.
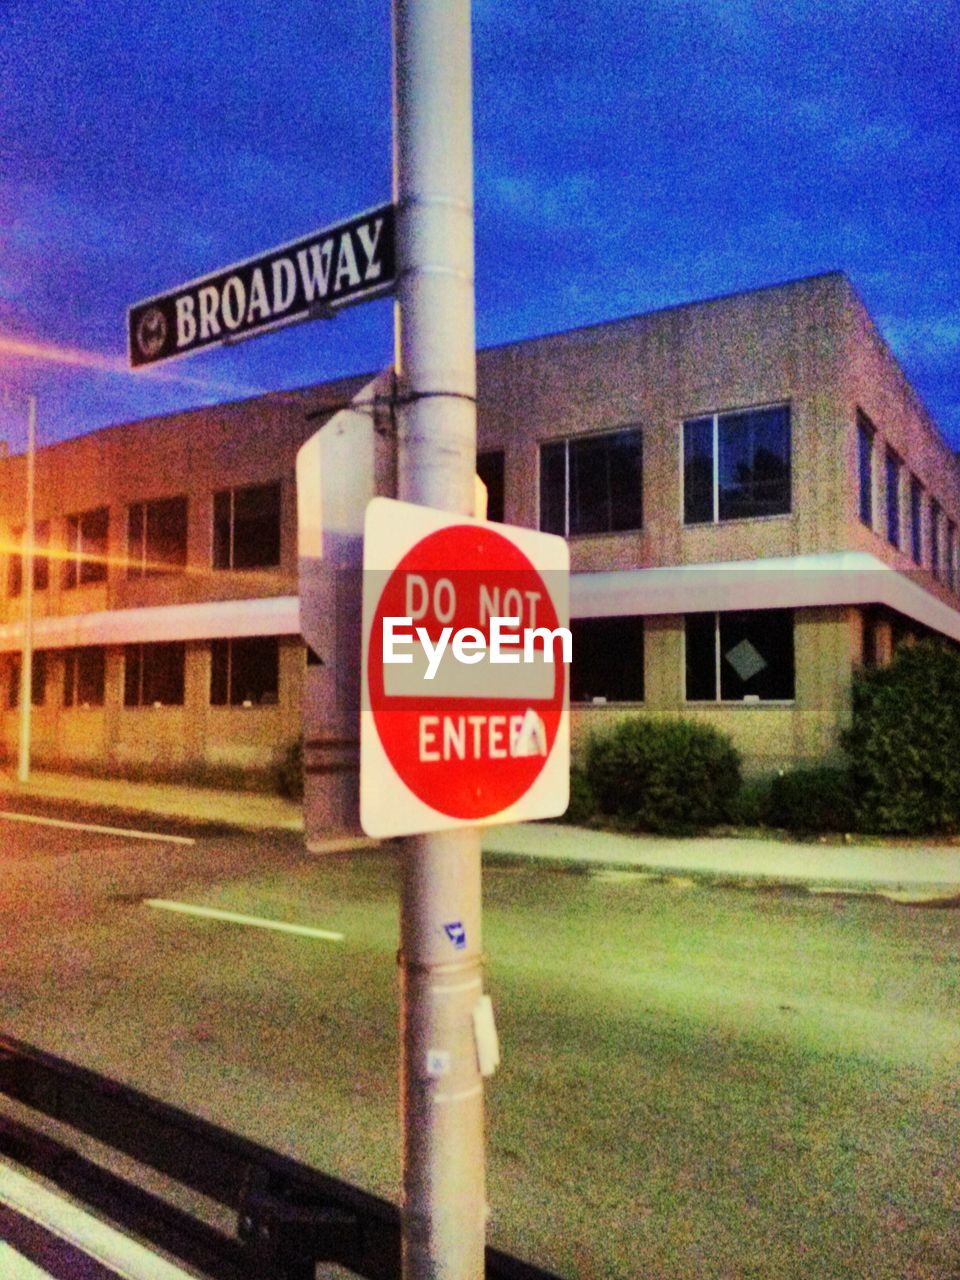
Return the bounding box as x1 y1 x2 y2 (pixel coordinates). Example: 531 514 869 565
392 2 485 1277
18 394 36 783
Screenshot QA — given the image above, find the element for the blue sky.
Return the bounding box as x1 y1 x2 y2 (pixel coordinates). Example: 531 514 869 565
2 0 959 453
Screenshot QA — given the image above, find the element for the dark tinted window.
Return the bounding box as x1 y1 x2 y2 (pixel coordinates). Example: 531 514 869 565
477 451 505 523
685 406 790 524
683 417 714 524
64 647 105 707
539 441 567 536
9 522 49 596
930 500 941 578
124 643 185 706
686 611 794 701
718 407 791 521
540 429 642 535
213 484 281 569
910 476 923 565
719 610 794 701
570 617 644 702
9 651 46 708
886 452 901 548
684 613 717 700
64 508 108 588
128 497 187 577
858 411 874 527
210 636 279 706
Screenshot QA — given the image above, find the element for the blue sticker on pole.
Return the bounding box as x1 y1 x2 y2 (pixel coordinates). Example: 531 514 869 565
443 920 466 949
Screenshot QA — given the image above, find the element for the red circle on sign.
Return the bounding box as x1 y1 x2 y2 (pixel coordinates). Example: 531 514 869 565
368 523 566 820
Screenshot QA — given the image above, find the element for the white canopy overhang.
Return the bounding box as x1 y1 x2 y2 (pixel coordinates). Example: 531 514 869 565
571 551 960 642
0 594 301 653
0 552 956 652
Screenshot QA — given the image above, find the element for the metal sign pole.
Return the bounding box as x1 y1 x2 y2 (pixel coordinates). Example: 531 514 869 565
18 394 36 783
392 1 486 1277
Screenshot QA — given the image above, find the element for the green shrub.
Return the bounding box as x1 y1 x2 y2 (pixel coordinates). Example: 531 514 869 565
584 716 741 834
730 776 774 827
843 639 960 834
564 763 597 824
277 738 304 799
766 765 856 833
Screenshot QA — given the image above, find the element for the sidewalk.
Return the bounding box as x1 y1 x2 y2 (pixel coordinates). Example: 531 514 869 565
3 768 960 897
483 823 960 897
0 769 304 832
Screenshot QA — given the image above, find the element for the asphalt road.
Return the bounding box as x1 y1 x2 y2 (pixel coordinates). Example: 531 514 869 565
3 801 960 1280
0 803 409 1189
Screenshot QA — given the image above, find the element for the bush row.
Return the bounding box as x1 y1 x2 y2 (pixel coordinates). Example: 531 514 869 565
568 640 960 836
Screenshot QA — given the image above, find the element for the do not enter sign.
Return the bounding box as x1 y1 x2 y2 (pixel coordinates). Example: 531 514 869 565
361 498 570 838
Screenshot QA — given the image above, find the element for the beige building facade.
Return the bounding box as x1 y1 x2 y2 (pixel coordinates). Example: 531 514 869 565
2 272 958 783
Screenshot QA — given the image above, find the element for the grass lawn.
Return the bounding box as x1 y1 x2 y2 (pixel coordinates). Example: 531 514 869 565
5 847 958 1278
479 864 960 1278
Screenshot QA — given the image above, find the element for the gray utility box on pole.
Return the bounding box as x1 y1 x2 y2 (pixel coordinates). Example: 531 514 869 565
296 370 396 849
296 372 489 850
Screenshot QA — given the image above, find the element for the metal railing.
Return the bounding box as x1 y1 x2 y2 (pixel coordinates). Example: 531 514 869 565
0 1035 562 1280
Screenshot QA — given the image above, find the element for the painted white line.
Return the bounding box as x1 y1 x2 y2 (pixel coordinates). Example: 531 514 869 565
144 898 344 941
0 1159 199 1280
0 810 195 845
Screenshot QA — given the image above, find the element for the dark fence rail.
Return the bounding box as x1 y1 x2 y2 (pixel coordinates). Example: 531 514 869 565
0 1034 563 1280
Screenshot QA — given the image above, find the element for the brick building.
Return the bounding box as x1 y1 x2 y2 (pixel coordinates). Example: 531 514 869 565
2 271 958 783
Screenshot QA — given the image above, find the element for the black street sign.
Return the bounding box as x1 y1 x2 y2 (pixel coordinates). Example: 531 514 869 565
128 203 395 368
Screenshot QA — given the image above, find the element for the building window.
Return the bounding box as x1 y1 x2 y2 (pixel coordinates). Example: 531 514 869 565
930 500 941 579
63 507 109 588
909 476 923 566
9 521 49 596
857 411 874 527
570 617 644 702
8 651 46 708
210 636 279 706
124 643 185 707
477 450 505 523
685 610 795 702
683 405 790 524
63 647 105 707
540 428 642 536
212 483 281 569
948 520 957 592
128 497 187 577
885 451 901 548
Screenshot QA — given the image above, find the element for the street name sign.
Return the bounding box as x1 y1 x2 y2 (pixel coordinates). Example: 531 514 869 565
361 498 570 838
128 203 395 368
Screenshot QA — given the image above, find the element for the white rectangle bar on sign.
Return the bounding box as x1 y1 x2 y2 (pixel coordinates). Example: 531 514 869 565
383 647 556 698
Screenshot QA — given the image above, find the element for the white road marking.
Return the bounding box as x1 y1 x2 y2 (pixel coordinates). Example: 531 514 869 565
144 898 344 941
0 810 195 845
